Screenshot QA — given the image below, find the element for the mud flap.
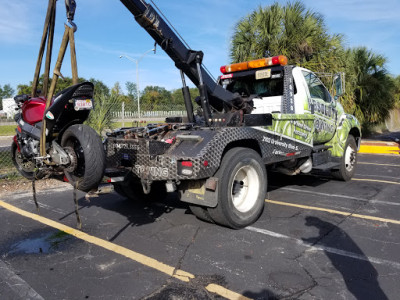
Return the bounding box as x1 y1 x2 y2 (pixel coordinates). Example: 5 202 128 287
179 178 219 207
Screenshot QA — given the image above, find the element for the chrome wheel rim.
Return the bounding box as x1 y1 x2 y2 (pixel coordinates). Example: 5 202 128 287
15 151 34 173
231 165 260 213
344 144 356 172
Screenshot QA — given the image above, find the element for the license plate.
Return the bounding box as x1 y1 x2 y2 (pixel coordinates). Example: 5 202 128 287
74 99 93 110
255 69 271 80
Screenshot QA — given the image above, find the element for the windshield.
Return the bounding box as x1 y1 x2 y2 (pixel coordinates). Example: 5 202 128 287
223 75 284 98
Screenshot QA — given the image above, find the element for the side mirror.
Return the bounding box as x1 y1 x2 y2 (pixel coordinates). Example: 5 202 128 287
333 72 345 100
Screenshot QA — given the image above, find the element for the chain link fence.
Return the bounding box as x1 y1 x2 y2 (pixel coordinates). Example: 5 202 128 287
0 118 17 179
109 102 187 126
0 101 189 179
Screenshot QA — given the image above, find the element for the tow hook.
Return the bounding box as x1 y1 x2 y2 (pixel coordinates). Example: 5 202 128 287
85 183 114 200
142 180 152 194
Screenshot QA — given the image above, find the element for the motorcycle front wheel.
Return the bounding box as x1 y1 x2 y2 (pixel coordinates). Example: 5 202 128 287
11 141 35 179
61 124 105 192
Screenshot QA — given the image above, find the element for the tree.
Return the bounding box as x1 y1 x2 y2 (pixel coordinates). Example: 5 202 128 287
123 81 138 110
0 84 15 110
229 1 397 128
125 81 138 101
17 84 31 95
171 87 200 109
345 47 395 126
230 1 343 74
0 84 15 98
141 86 172 110
89 78 110 97
393 75 400 109
17 75 86 96
85 93 120 135
111 82 123 96
16 76 110 98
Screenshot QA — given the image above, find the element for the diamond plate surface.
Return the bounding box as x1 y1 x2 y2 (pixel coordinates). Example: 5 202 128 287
106 126 312 182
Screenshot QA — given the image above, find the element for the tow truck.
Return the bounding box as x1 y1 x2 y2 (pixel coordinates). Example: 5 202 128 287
101 0 362 229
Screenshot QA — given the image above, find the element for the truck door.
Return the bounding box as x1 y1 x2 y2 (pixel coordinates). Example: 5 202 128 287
301 71 336 144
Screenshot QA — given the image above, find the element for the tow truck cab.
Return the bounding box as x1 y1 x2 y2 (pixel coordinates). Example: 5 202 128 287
218 56 361 155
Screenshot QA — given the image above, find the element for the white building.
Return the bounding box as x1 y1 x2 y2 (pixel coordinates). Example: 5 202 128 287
1 98 17 119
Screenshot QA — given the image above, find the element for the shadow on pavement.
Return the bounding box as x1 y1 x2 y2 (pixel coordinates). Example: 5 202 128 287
242 289 278 300
60 190 189 241
267 171 332 192
368 131 400 143
303 216 388 300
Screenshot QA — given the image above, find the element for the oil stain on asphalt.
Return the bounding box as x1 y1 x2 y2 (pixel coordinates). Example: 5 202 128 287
7 230 72 255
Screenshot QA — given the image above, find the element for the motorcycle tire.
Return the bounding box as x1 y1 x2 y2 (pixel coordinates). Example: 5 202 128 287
61 124 105 192
11 141 35 180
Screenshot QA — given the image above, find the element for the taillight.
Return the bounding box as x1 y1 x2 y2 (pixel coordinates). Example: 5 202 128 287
181 161 193 167
179 160 193 176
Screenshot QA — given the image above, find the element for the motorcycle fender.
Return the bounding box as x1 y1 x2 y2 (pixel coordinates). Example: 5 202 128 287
13 135 21 152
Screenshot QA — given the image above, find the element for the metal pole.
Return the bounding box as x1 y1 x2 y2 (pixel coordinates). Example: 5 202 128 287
136 60 140 119
122 101 125 127
119 49 155 121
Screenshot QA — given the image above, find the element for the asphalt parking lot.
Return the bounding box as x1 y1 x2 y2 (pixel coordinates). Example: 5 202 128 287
0 152 399 299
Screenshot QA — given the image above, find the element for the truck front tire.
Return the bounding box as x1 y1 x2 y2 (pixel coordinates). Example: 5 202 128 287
207 147 267 229
332 135 357 181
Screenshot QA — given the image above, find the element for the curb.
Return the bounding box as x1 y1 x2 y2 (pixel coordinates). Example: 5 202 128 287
359 140 400 155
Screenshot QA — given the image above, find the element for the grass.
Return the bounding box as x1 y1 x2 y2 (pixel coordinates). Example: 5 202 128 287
0 125 17 136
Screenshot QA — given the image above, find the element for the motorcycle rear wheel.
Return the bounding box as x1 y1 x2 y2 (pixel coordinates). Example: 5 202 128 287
61 124 105 192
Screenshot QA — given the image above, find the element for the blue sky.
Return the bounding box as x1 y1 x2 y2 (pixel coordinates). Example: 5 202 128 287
1 0 399 95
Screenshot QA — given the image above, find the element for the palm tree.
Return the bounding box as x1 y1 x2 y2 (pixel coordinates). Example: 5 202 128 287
230 1 396 129
394 76 400 108
346 47 395 125
85 93 120 135
230 1 343 73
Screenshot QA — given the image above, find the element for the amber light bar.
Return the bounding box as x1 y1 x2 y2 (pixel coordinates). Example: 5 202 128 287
220 55 288 74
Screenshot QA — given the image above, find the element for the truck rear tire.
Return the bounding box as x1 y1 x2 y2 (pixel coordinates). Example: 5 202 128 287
189 205 215 223
332 135 357 181
207 147 267 229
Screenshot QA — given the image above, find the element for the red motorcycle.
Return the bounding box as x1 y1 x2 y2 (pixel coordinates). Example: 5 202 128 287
11 82 105 192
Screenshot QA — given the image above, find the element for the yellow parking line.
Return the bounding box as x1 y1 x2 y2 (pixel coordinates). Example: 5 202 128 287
265 199 400 225
0 200 251 300
352 178 400 185
206 284 251 300
358 162 400 167
359 145 400 155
